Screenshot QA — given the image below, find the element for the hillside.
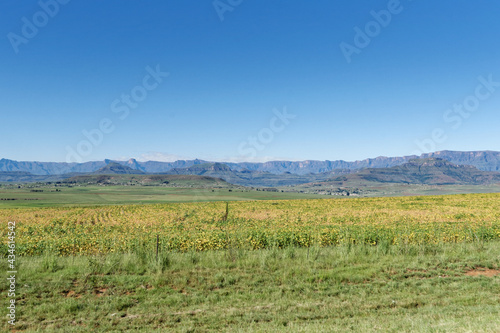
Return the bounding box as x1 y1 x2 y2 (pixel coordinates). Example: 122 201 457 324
93 162 145 175
0 171 62 183
422 150 500 172
64 174 232 187
0 171 82 183
324 158 500 186
164 162 352 187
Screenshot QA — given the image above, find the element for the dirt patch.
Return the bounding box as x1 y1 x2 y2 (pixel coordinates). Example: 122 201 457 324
62 290 81 298
94 288 108 297
465 268 500 277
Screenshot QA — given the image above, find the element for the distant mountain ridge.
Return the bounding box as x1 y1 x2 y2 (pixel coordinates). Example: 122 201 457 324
2 156 500 188
230 151 500 174
93 162 145 175
325 158 500 186
1 151 500 175
162 162 351 187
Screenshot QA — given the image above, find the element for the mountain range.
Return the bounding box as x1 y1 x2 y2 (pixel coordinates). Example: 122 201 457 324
1 151 500 176
162 162 351 187
323 158 500 186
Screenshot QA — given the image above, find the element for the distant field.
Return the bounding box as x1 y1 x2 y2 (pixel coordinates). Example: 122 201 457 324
359 183 500 197
294 181 500 197
2 182 500 208
3 193 500 255
0 185 326 208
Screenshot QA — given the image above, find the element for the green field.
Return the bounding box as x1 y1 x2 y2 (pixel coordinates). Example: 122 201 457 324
358 183 500 197
295 182 500 197
2 190 500 331
1 242 499 332
0 185 326 208
2 182 499 208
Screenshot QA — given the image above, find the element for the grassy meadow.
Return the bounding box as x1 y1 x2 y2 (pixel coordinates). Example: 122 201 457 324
2 193 500 255
1 192 500 331
1 242 499 332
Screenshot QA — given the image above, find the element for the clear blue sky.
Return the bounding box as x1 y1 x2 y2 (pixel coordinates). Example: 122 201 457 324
1 0 500 163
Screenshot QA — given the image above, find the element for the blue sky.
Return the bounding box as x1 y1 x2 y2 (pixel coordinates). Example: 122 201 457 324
1 0 499 163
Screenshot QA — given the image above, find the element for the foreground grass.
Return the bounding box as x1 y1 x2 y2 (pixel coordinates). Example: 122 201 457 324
2 242 500 332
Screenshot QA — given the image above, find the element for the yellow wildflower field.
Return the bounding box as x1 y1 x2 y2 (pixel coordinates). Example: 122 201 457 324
2 193 500 255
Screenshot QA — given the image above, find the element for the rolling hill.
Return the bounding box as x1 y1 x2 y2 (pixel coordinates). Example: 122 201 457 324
324 158 500 186
164 162 352 187
0 171 65 183
64 174 233 187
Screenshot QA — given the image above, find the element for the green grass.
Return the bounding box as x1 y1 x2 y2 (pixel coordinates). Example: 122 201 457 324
3 242 500 332
2 182 499 208
0 185 326 208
